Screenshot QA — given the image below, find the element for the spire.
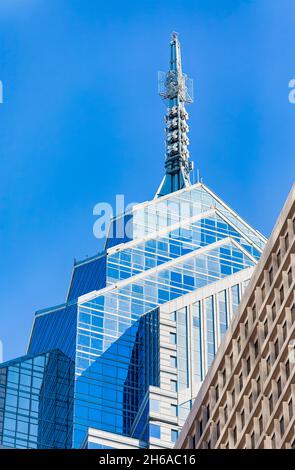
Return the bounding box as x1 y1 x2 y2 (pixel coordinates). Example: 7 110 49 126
156 32 194 198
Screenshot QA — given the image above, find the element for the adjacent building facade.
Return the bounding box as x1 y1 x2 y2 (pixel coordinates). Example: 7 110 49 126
176 184 295 449
0 34 267 449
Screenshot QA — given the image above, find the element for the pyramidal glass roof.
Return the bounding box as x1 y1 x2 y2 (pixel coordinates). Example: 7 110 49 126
105 182 266 252
32 181 266 328
74 181 265 352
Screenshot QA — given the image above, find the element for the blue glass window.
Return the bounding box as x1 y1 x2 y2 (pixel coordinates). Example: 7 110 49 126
150 423 161 439
170 332 177 345
170 380 178 392
0 350 74 449
192 301 203 382
205 296 215 368
170 356 177 368
171 404 178 417
218 290 228 338
231 284 240 314
150 399 160 413
171 429 179 443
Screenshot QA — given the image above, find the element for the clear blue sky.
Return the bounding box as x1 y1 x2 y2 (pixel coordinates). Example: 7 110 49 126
0 0 294 361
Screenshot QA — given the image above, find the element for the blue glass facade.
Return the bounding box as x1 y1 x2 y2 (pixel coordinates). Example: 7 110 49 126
67 256 106 302
0 182 266 449
28 304 77 359
0 350 74 449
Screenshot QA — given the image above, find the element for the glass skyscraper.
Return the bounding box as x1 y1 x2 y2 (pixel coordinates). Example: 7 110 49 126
0 34 266 449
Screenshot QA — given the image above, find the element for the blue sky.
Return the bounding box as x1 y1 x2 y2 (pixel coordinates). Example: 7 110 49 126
0 0 294 361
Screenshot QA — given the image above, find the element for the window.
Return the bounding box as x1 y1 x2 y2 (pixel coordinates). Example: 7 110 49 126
192 434 196 448
224 405 228 422
177 307 189 389
269 394 273 414
219 290 228 338
170 332 177 345
286 359 290 379
288 268 292 287
288 399 293 419
206 404 210 421
4 418 16 432
222 369 226 386
285 232 289 250
170 312 177 322
237 336 241 353
271 433 276 449
266 355 271 373
171 404 178 417
282 321 287 340
231 285 240 314
150 399 160 413
216 421 220 439
241 410 245 429
251 432 255 448
229 353 233 370
205 296 215 367
233 426 237 444
274 339 279 358
279 286 284 305
249 393 253 411
277 250 281 267
199 419 203 437
245 321 249 338
259 415 263 434
269 267 273 285
254 340 259 358
247 356 251 375
252 304 257 321
271 302 276 320
239 373 243 391
257 376 261 395
150 424 161 439
171 429 179 443
231 389 235 407
170 380 178 392
277 377 282 397
264 319 268 338
261 284 265 301
215 384 219 401
170 356 177 368
279 416 284 436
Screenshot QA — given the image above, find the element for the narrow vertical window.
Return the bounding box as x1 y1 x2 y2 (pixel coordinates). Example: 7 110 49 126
192 302 203 383
218 290 228 339
176 307 189 390
205 296 215 368
231 285 240 315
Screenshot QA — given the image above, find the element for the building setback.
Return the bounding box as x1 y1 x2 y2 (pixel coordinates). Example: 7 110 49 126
176 184 295 449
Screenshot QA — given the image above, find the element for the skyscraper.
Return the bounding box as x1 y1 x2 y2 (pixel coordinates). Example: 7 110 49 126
175 184 295 450
0 34 266 450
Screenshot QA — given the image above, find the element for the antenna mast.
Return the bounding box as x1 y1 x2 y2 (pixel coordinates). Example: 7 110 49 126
156 32 194 197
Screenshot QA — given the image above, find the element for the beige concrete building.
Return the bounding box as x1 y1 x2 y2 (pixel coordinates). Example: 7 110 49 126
176 184 295 449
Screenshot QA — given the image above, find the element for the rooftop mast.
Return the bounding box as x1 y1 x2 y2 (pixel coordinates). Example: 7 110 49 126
156 32 194 197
